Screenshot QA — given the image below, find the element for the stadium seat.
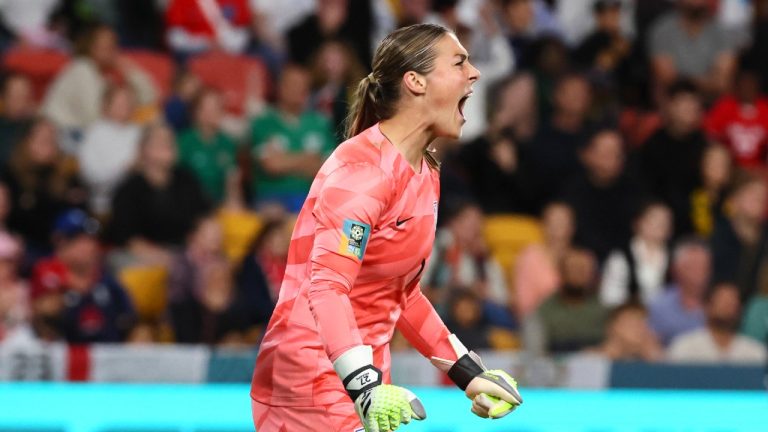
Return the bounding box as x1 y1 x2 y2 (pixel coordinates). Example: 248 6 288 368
216 208 263 265
118 265 169 321
187 52 270 115
483 214 543 276
122 50 175 100
2 46 70 101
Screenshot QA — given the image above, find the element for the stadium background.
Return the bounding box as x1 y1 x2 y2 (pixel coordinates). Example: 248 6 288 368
0 0 767 430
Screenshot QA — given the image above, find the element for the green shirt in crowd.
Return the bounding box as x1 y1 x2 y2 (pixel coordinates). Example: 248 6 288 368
249 107 336 202
742 295 768 344
538 295 609 353
177 128 238 203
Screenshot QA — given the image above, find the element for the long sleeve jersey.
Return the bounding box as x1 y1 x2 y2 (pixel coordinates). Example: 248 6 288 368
251 124 456 406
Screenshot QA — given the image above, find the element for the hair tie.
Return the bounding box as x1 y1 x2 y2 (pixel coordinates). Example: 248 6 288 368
367 73 378 86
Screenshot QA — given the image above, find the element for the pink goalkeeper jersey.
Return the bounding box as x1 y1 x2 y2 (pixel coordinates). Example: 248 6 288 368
251 124 456 406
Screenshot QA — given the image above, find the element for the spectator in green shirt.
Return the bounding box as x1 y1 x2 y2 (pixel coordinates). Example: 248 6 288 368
177 89 238 203
250 64 336 212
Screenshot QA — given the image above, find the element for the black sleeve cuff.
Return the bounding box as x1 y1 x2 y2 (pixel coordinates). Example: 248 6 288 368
447 354 484 391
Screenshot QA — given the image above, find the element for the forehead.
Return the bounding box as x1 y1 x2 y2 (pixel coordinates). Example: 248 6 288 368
434 32 468 58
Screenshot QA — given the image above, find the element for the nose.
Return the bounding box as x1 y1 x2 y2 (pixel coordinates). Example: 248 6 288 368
468 61 481 82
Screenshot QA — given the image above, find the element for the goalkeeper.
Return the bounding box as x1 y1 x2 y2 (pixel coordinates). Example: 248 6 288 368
251 23 522 432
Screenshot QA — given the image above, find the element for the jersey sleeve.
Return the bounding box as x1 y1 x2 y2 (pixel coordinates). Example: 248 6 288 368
308 163 392 361
396 283 458 362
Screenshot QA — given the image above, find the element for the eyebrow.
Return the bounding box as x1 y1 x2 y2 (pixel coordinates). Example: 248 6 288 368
455 54 468 61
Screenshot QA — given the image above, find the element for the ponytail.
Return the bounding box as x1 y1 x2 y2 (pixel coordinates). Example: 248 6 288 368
345 73 381 140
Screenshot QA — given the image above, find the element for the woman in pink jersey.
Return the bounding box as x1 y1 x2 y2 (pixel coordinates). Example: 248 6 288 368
251 23 523 432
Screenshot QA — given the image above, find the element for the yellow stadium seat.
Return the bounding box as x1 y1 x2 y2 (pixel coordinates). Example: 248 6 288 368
483 214 543 275
118 265 169 321
216 208 264 265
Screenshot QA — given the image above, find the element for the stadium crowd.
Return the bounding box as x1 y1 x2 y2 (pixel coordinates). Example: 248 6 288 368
0 0 766 365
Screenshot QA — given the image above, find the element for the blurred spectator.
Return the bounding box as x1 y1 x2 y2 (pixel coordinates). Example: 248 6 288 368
235 221 281 326
635 80 707 238
169 216 263 345
600 201 672 307
287 0 372 67
443 288 492 351
41 24 157 143
711 172 768 302
690 144 733 237
106 123 211 266
77 85 141 217
561 129 643 262
501 0 560 69
590 302 663 361
240 218 293 299
741 268 768 345
528 73 594 209
0 74 35 168
452 1 515 142
423 201 514 329
574 0 633 116
2 117 86 256
0 0 67 49
525 248 608 354
529 36 573 121
454 128 536 215
165 0 253 57
31 209 135 343
748 0 768 94
648 0 736 98
502 0 535 68
177 89 238 203
704 68 768 169
250 64 335 212
164 71 203 133
487 73 538 142
0 233 27 341
667 282 767 363
116 0 165 50
557 0 635 46
514 202 575 318
309 40 365 141
648 238 710 346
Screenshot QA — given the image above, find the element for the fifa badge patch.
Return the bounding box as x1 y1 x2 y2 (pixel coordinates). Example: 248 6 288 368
340 219 371 260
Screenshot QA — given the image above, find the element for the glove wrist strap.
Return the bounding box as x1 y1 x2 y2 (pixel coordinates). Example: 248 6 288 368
447 354 484 391
342 364 383 401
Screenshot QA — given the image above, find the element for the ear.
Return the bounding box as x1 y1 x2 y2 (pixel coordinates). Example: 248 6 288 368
402 71 427 96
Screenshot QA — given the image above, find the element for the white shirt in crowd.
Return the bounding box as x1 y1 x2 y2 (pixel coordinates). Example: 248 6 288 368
599 237 669 307
667 328 767 364
77 120 141 216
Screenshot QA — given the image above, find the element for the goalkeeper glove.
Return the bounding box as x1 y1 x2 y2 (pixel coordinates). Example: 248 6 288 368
334 345 426 432
431 334 523 419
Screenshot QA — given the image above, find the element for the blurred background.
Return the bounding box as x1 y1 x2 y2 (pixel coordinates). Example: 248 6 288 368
0 0 766 430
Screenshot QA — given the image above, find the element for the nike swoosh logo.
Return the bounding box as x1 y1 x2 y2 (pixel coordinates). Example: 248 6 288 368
396 216 414 226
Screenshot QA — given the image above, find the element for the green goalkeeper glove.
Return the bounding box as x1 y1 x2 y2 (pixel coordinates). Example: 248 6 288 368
431 334 523 419
334 345 426 432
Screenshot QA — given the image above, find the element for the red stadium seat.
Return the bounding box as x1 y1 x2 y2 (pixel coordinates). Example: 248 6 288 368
187 52 270 115
2 46 71 101
122 50 176 100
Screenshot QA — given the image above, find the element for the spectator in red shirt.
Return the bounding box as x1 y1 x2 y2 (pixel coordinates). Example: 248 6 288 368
165 0 253 57
704 68 768 168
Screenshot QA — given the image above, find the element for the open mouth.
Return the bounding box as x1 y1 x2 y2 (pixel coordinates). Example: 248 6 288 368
458 91 472 120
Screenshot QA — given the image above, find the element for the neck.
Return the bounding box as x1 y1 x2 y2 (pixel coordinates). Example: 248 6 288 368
379 112 434 171
709 327 734 350
679 287 702 309
143 165 170 186
278 103 301 120
553 111 584 132
197 125 217 141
